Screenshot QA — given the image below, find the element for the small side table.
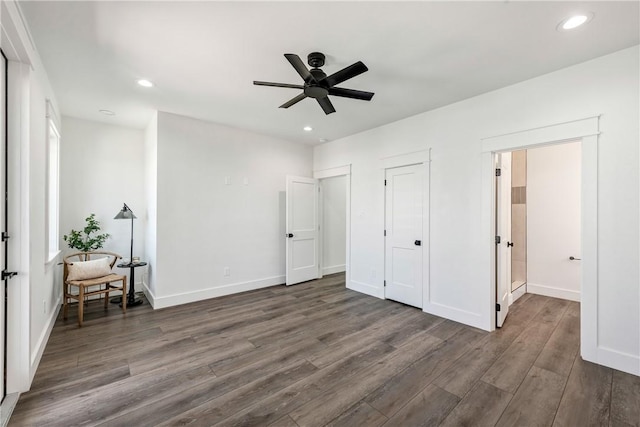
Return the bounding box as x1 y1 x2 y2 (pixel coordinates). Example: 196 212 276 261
113 261 147 307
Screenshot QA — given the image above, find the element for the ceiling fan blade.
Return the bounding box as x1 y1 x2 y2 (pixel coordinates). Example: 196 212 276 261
317 96 336 115
328 87 374 101
279 93 307 109
325 61 368 87
254 81 304 89
284 54 314 82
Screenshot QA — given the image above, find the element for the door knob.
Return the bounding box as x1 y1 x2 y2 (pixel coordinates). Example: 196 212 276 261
286 233 294 238
569 256 581 260
414 240 421 246
507 241 514 247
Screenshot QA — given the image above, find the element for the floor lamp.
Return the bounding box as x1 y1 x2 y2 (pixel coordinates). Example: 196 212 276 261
114 203 144 306
114 202 136 263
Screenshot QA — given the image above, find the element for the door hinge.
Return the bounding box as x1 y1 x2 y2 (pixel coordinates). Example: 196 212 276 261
2 270 17 280
384 179 387 186
495 235 501 245
384 280 386 287
495 168 501 177
384 230 386 236
496 303 501 312
1 231 9 242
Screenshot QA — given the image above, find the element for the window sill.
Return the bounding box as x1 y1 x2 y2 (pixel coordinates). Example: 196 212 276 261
45 250 61 269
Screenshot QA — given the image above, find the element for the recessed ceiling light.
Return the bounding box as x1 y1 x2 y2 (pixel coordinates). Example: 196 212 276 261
99 109 115 116
558 13 593 31
137 79 154 88
303 126 313 132
319 138 328 143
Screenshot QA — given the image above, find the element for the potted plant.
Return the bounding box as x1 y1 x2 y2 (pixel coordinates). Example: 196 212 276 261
63 214 111 253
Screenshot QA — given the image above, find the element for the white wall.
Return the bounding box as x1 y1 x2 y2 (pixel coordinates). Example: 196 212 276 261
527 142 581 302
147 111 313 308
321 175 346 275
314 46 639 375
60 117 146 286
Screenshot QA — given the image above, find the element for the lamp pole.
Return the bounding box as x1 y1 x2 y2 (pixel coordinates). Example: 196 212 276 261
129 211 134 264
114 203 145 306
121 202 135 264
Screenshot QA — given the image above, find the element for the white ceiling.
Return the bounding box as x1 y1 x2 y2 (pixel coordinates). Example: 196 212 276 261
18 1 639 145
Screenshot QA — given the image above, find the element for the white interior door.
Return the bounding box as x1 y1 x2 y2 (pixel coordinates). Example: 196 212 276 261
384 164 423 308
286 176 319 286
496 152 512 327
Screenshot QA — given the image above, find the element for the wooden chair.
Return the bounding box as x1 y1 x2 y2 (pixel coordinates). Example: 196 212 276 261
63 251 127 327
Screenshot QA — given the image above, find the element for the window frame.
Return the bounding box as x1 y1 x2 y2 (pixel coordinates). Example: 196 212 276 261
45 100 60 264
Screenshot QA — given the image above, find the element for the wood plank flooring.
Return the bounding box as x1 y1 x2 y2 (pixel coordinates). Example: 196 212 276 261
10 274 640 426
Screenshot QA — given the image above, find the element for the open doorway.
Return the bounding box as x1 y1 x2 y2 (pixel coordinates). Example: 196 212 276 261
319 175 347 277
496 141 582 327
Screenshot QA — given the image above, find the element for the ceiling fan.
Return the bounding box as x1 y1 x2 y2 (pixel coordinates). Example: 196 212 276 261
254 52 374 115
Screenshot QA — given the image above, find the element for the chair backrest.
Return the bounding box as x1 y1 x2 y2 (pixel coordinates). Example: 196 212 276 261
63 251 122 282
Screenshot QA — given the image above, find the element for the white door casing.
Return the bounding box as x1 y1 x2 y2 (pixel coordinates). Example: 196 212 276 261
384 164 424 308
496 153 512 327
286 176 320 285
0 51 5 402
482 117 600 370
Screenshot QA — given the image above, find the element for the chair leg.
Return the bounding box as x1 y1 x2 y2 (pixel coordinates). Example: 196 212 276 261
121 277 127 314
63 283 68 320
104 285 109 309
78 286 84 327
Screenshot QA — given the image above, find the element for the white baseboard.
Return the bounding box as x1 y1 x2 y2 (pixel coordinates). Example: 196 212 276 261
322 264 346 276
144 275 285 309
423 302 487 331
527 282 580 302
510 284 527 305
348 280 384 299
141 283 158 309
582 346 640 376
30 294 62 383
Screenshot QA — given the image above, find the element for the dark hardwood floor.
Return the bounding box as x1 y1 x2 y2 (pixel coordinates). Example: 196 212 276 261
10 273 640 426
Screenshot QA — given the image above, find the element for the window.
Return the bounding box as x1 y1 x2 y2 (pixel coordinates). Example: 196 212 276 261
46 102 60 261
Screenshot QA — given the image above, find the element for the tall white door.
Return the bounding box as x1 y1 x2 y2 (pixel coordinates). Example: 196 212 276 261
286 176 319 286
384 164 423 308
496 153 512 327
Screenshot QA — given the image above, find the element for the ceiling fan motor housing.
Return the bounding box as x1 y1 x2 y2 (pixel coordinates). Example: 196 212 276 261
305 66 329 98
304 85 329 99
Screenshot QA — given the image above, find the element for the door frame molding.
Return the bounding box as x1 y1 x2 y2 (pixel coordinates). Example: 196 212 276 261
481 116 601 365
313 165 351 288
495 152 512 328
2 0 37 396
380 150 430 311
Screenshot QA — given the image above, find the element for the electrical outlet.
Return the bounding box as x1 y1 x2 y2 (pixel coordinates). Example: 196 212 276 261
224 176 231 185
224 267 230 277
243 177 249 185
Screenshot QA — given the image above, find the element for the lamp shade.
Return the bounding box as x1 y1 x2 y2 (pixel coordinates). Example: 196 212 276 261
114 203 137 219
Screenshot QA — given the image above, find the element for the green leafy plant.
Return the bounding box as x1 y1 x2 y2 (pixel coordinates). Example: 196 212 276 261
63 214 111 252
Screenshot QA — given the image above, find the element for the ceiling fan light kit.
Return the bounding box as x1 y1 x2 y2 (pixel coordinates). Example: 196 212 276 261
254 52 375 115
